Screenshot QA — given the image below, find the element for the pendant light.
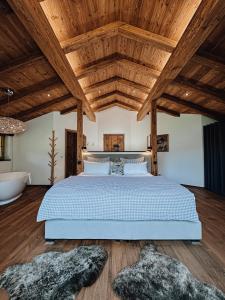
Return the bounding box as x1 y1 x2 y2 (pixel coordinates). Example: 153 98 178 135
0 87 27 134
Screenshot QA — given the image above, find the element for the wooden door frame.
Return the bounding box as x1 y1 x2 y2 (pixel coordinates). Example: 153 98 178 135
103 134 125 151
65 129 86 177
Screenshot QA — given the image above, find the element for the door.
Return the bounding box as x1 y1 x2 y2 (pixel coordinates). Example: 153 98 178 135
65 130 86 177
65 130 77 177
104 134 124 151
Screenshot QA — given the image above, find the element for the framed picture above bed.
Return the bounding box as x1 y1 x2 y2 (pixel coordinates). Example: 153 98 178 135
148 134 169 152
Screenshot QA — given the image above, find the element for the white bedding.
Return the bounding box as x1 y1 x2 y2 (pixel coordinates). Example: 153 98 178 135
37 175 199 222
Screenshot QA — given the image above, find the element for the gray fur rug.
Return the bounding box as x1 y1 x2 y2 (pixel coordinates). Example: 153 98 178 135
0 245 107 300
113 245 225 300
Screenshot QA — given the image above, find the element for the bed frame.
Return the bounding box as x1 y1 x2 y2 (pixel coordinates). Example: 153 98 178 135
45 219 202 240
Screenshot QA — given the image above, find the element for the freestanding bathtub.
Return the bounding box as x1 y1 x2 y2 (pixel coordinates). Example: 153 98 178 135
0 172 31 205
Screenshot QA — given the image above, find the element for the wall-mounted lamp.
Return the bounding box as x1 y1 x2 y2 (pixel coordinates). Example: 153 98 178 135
147 146 152 152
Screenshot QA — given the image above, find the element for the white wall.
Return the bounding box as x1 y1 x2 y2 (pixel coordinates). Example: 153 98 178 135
13 113 53 184
12 108 214 186
157 114 204 186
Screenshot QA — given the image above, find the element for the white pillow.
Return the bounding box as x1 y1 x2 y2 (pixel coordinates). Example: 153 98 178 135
120 157 145 163
87 156 110 162
124 161 148 175
83 160 110 175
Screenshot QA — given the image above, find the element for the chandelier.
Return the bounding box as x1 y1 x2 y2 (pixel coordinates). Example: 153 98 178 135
0 87 27 134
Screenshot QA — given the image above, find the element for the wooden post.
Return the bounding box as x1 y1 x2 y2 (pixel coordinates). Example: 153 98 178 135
77 100 83 174
151 99 158 176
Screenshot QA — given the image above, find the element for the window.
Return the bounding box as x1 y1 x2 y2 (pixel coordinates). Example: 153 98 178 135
0 135 5 160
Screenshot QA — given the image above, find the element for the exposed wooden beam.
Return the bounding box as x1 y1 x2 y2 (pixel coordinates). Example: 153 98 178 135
60 105 77 115
137 0 225 121
174 76 225 104
118 24 176 53
157 105 180 117
117 78 150 94
75 53 160 80
115 101 137 111
95 102 118 112
11 94 73 120
117 58 160 78
151 100 158 176
83 77 118 94
0 77 62 107
0 53 45 76
0 0 13 14
192 52 225 74
116 91 144 104
90 91 144 106
161 93 225 121
61 21 124 54
8 0 95 121
94 100 137 112
61 22 176 54
90 91 116 103
76 55 117 80
76 100 83 174
83 76 150 96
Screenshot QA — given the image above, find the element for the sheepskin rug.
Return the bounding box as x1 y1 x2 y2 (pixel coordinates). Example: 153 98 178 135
113 245 225 300
0 245 108 300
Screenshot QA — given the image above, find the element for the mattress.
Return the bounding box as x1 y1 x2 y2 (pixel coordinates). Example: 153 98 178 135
37 175 199 223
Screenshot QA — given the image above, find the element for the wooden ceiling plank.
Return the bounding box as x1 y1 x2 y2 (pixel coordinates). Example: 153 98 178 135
162 93 225 121
175 76 225 104
60 104 78 115
8 0 95 121
119 24 177 53
0 77 61 107
0 52 45 76
61 21 124 54
137 0 225 121
192 52 225 74
11 93 73 119
157 105 180 117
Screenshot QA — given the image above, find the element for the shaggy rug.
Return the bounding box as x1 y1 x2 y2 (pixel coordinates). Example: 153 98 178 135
113 245 225 300
0 245 108 300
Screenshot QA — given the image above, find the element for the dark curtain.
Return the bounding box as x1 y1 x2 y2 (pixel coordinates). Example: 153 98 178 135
204 122 225 196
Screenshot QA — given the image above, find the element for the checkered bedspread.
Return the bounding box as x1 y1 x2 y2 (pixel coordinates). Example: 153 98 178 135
37 175 199 222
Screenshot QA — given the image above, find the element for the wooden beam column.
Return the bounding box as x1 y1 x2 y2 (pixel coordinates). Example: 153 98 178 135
77 100 83 174
151 99 158 176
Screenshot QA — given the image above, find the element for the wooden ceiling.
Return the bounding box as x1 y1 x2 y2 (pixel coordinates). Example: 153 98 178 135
0 0 225 122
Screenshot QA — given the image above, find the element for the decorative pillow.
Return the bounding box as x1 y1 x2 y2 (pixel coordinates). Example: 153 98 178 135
87 156 110 162
83 161 110 175
120 157 145 163
111 162 124 176
124 161 148 175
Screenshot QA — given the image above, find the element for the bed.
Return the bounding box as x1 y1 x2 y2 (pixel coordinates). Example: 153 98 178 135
37 173 202 240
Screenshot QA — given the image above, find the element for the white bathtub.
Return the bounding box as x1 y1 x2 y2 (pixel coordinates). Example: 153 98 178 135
0 172 31 205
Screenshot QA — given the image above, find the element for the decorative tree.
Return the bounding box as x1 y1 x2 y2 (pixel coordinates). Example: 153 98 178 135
48 130 58 185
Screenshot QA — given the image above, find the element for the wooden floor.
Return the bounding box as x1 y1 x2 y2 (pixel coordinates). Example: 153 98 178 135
0 186 225 299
